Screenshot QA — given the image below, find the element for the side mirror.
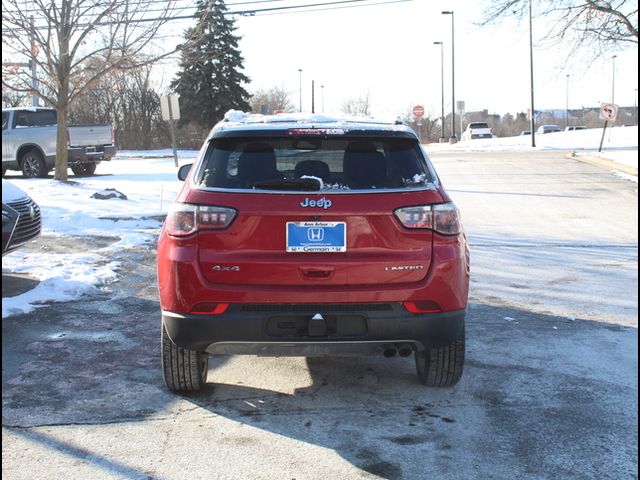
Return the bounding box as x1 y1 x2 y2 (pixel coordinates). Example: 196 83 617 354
177 163 192 181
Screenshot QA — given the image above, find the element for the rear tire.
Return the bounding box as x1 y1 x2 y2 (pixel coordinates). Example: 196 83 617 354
1 165 6 177
21 150 49 178
71 163 97 177
161 322 208 392
415 325 465 387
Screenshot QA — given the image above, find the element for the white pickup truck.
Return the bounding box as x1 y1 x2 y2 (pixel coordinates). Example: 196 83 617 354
2 107 116 178
461 122 495 141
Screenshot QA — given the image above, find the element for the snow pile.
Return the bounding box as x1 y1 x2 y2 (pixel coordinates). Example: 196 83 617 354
116 149 199 159
2 156 194 318
2 252 120 317
428 125 638 158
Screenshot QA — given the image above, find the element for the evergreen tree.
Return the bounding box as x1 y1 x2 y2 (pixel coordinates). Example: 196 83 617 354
171 0 250 128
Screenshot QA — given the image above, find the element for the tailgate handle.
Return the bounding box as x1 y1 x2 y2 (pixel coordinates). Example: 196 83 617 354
300 266 334 279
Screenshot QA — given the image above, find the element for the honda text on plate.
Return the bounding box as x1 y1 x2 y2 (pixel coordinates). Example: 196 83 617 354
157 112 470 392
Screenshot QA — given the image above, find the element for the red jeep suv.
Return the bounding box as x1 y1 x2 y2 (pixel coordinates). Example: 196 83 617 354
157 113 470 392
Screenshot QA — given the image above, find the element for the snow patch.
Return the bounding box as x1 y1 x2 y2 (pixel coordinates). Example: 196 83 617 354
2 252 119 317
300 175 324 189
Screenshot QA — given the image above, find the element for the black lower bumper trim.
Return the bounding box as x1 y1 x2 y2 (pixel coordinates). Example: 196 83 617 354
162 304 466 355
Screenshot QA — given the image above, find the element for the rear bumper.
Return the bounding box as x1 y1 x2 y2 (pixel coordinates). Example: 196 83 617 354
68 145 116 164
162 305 466 355
470 134 492 139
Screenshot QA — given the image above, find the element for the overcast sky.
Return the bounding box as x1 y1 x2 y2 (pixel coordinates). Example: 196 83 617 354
159 0 639 118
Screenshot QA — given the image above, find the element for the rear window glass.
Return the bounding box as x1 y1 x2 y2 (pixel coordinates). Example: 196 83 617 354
469 123 489 129
194 137 434 192
14 110 57 127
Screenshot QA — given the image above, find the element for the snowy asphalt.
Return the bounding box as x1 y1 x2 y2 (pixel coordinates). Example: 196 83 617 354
2 150 638 479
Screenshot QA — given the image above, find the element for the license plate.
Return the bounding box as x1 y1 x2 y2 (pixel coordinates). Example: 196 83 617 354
286 222 346 253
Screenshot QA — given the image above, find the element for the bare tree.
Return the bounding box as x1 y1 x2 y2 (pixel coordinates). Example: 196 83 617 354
250 85 295 114
481 0 638 58
2 84 28 108
70 59 163 149
341 93 371 115
2 0 178 180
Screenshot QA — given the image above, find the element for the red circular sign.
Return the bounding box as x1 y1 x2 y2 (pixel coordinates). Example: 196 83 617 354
413 105 425 117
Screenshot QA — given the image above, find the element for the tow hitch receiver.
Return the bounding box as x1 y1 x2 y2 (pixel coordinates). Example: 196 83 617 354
308 313 327 337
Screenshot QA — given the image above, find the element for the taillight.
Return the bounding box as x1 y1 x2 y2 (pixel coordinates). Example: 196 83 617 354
191 303 229 315
432 203 462 235
165 203 236 237
394 202 462 235
403 301 442 314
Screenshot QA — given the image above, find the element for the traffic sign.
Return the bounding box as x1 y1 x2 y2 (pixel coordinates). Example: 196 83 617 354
160 95 180 121
599 103 618 122
415 118 424 127
413 105 425 117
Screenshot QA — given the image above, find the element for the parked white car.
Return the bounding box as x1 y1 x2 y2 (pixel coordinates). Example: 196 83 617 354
461 122 494 140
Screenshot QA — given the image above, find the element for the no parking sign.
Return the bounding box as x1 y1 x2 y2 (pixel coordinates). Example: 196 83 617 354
599 103 618 122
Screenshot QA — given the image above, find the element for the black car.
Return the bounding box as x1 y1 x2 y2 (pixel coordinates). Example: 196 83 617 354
2 180 41 255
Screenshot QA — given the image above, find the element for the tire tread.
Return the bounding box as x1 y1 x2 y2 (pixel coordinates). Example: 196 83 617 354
415 326 465 387
161 323 207 392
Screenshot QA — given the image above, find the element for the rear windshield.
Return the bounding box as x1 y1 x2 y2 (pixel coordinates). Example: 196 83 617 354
469 123 489 129
14 110 57 128
194 137 434 192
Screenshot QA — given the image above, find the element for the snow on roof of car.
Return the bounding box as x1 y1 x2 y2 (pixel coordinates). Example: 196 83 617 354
207 110 415 138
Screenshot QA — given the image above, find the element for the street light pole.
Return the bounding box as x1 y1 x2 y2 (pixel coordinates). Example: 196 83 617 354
321 85 325 113
298 68 303 112
434 41 445 141
528 0 536 147
565 74 570 129
442 11 456 143
611 55 617 104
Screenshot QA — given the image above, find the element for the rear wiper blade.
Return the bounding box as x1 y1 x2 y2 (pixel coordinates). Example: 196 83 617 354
253 178 321 191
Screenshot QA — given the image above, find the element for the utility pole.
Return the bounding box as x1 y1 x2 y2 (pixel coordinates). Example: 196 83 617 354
442 11 456 143
30 16 39 107
321 85 325 113
528 0 536 147
311 80 315 114
4 16 40 107
298 69 303 112
565 74 570 129
611 55 617 104
434 41 445 141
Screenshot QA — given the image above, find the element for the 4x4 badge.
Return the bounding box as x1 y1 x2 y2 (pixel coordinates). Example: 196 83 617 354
300 197 332 209
211 266 240 272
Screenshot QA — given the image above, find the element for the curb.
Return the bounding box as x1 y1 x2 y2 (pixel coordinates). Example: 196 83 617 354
566 153 638 177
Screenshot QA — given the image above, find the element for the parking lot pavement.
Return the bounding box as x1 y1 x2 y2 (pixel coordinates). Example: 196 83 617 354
2 151 637 479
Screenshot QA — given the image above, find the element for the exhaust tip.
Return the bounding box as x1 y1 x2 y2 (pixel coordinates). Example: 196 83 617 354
383 346 397 358
398 345 413 357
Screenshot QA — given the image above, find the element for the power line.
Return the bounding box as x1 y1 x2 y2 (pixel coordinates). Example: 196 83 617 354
3 0 411 29
1 0 295 15
255 0 413 16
